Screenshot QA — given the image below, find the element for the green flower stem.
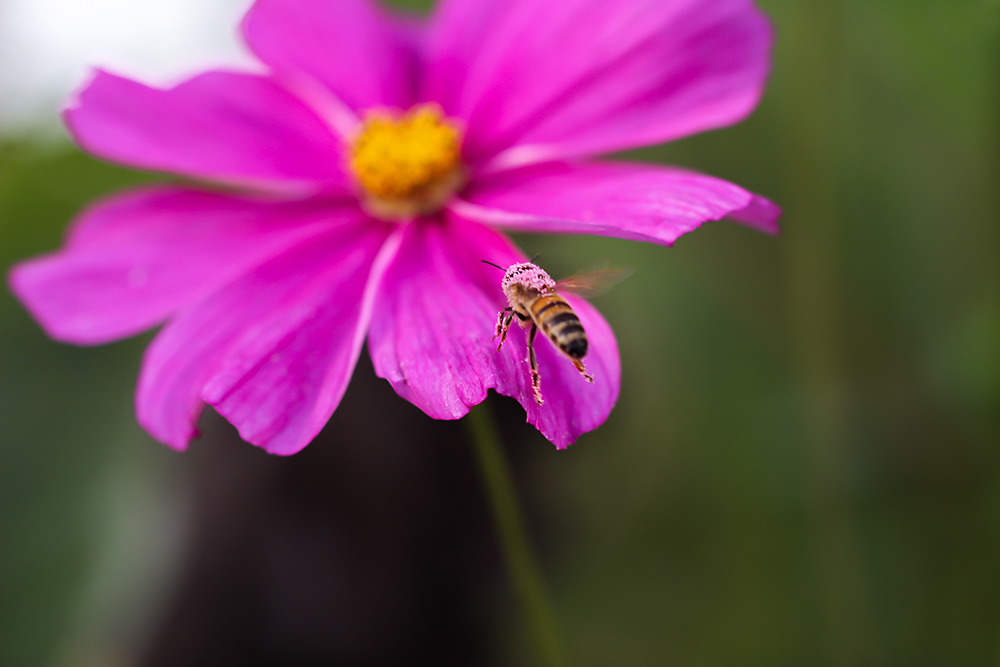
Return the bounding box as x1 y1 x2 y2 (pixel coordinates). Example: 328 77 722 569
465 402 565 667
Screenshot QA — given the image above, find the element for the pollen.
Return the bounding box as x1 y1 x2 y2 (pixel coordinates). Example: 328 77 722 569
350 105 465 220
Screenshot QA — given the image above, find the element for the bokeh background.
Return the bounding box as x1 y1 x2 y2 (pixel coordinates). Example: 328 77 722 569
2 0 998 665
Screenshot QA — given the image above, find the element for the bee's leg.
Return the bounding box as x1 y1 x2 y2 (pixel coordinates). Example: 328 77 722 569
493 308 506 340
572 358 595 383
494 307 514 350
528 324 543 405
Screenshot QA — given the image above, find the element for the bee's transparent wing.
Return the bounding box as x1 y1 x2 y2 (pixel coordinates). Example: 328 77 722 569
555 263 634 299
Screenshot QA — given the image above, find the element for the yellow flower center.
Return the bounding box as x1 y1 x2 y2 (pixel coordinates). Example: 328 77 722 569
349 105 465 221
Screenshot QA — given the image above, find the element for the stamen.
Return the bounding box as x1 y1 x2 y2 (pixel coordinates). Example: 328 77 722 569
350 105 465 221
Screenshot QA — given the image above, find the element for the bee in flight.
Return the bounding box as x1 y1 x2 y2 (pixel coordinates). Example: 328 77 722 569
483 259 631 406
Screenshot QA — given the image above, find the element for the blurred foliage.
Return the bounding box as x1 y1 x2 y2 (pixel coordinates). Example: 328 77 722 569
1 0 999 666
0 146 187 666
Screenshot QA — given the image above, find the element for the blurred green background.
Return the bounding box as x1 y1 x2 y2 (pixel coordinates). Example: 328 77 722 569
2 0 999 665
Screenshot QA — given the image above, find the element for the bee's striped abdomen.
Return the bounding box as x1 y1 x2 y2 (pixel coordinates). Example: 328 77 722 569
530 293 588 359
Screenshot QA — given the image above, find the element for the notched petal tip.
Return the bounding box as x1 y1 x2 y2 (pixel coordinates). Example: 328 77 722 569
61 68 111 156
7 255 113 346
61 67 102 119
727 193 782 235
136 406 196 453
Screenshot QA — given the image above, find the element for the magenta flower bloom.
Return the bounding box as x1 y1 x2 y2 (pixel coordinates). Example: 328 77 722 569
10 0 779 453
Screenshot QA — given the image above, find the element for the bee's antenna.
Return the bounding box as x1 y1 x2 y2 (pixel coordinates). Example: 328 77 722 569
530 253 542 263
481 260 506 271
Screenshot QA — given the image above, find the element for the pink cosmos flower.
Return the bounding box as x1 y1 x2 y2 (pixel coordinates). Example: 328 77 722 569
9 0 780 453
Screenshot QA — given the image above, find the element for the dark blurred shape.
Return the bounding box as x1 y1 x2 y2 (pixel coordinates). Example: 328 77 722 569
139 355 513 667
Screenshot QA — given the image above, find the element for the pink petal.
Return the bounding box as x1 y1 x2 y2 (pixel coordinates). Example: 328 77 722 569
425 0 773 167
64 69 348 192
452 161 780 245
242 0 421 115
137 214 390 454
368 216 619 448
9 187 350 345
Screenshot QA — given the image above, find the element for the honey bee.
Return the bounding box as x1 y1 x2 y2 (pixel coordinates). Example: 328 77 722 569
483 259 631 406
